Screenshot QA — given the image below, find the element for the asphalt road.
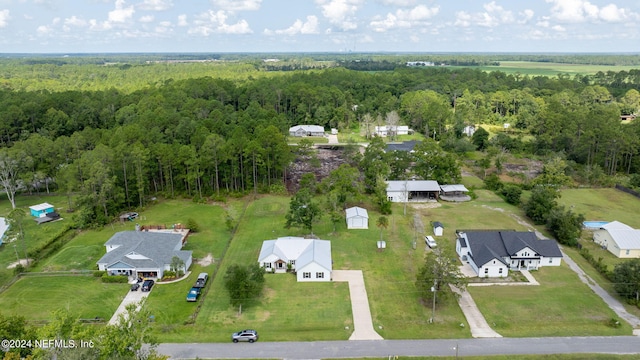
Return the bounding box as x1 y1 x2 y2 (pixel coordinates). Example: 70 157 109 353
158 336 640 359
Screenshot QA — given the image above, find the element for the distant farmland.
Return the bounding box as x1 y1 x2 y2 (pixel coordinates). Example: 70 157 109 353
460 61 639 77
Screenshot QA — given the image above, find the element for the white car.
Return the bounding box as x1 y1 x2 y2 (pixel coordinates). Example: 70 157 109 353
425 236 437 248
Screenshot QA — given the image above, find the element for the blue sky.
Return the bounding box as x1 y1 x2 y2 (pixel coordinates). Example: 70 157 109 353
0 0 638 53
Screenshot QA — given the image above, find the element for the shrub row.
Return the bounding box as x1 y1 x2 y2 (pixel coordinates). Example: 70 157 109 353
27 224 75 263
579 247 612 280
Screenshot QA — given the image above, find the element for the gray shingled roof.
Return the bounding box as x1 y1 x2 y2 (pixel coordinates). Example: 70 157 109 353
97 231 191 270
463 230 562 267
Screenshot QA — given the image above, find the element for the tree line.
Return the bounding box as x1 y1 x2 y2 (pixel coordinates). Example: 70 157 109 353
0 63 639 227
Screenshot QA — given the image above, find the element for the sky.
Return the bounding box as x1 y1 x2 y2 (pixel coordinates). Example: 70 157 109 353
0 0 639 53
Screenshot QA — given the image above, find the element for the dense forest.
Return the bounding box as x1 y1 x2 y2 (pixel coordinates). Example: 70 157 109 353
1 56 640 228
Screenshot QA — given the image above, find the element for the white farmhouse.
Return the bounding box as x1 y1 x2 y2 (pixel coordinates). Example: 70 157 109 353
258 237 332 282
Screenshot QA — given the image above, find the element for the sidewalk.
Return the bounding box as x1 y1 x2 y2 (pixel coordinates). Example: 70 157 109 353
333 270 383 340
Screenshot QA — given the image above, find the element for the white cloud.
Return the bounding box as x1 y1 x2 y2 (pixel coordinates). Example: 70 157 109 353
546 0 634 23
155 20 173 34
138 0 173 11
109 0 135 23
599 4 627 22
316 0 363 31
370 5 439 32
64 16 87 27
519 9 534 24
453 2 516 28
380 0 416 5
190 10 252 35
177 14 188 26
211 0 261 11
139 15 154 23
266 15 319 35
0 9 9 28
89 19 113 31
551 24 565 31
36 25 52 35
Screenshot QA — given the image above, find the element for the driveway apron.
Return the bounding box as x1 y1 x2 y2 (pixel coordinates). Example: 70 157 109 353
332 270 383 340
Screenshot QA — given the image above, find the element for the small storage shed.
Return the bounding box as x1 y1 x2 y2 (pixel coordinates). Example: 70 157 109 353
29 203 54 218
433 221 444 236
346 207 369 229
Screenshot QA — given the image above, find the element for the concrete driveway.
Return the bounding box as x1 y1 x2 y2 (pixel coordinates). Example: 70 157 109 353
108 287 150 325
332 270 383 340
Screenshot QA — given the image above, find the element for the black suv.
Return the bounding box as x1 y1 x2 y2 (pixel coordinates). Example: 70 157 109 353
141 279 154 292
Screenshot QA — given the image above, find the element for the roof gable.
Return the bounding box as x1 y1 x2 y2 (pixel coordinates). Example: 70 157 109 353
97 231 190 269
346 207 368 219
607 229 640 250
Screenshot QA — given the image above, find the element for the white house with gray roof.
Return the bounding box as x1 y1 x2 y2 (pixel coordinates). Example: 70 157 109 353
97 231 192 279
456 230 562 278
289 125 325 137
258 237 332 282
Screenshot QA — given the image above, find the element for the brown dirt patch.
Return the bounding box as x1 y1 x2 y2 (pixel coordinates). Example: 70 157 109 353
286 148 348 193
197 253 214 266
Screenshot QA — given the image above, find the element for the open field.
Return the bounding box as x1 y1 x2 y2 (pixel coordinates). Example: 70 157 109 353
0 275 126 321
469 61 639 77
558 188 640 228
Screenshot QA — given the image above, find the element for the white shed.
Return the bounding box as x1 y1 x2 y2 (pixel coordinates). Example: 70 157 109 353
433 221 444 236
346 207 369 229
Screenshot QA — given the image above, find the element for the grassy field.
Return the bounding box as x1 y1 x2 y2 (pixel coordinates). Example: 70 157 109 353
470 266 631 337
557 188 640 228
0 275 127 321
469 61 639 77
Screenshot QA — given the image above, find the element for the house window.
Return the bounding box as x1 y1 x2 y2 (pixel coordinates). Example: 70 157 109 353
549 259 553 264
264 263 271 269
626 250 630 255
484 268 488 274
388 196 393 201
499 268 503 274
303 272 311 278
316 272 324 279
290 260 295 265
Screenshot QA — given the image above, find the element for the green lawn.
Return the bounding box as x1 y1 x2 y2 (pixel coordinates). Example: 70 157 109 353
470 266 631 337
558 188 640 228
0 275 126 321
0 194 71 284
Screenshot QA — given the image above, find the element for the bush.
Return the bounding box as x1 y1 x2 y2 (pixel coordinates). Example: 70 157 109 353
501 184 522 205
484 173 502 191
101 274 129 283
607 317 622 328
93 270 106 277
13 264 25 275
186 218 200 233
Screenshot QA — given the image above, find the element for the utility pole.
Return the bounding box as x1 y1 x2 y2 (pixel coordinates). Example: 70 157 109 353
430 279 437 323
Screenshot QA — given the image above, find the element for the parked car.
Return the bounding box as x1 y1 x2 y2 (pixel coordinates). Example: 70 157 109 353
231 329 259 343
141 279 154 292
130 283 140 291
425 235 437 248
194 272 209 288
186 287 200 302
